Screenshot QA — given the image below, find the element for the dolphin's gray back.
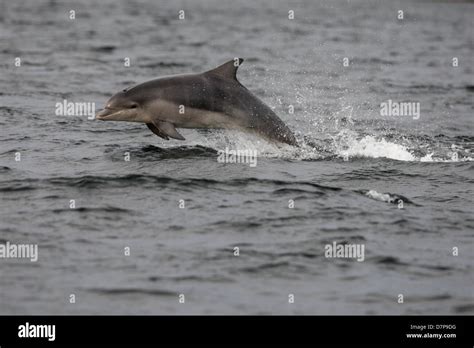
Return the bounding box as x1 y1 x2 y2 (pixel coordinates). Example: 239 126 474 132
127 64 297 145
211 75 297 145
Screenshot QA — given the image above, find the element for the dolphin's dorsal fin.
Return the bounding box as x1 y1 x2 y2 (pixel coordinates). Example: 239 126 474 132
205 58 244 80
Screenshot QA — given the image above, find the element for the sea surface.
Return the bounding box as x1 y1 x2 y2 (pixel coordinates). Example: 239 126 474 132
0 0 473 314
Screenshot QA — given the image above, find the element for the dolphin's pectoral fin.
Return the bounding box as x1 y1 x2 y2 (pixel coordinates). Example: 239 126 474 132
151 120 185 141
146 123 169 140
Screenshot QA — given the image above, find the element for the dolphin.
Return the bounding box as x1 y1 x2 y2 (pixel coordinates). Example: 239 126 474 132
96 58 297 146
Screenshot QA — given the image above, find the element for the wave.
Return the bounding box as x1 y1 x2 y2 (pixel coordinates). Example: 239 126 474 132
51 206 131 213
0 175 416 208
135 144 217 159
1 176 341 190
86 287 176 296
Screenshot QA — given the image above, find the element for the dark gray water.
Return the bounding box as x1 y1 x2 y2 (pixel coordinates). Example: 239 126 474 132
0 0 473 314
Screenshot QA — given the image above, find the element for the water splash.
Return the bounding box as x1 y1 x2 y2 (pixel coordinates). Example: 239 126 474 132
364 189 410 204
155 127 473 163
333 131 415 161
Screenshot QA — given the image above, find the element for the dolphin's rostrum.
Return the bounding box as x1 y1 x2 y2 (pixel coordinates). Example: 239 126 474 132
96 59 297 146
